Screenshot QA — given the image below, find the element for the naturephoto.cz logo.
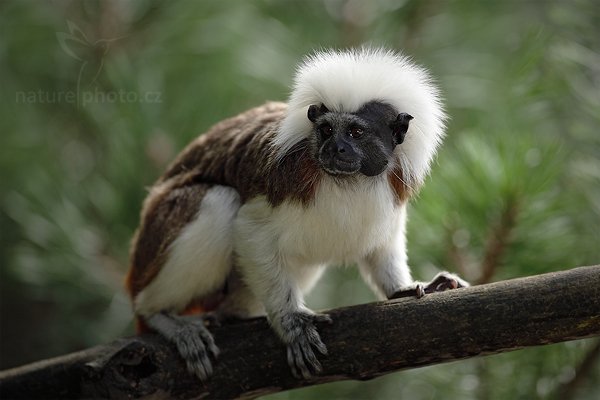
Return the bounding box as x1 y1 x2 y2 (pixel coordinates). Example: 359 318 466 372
16 88 162 106
15 21 161 107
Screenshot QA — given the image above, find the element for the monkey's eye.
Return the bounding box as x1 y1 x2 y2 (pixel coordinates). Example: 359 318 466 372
348 126 364 139
319 124 333 138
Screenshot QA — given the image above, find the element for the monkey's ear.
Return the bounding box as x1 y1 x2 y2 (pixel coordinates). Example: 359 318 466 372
390 113 413 145
307 103 329 123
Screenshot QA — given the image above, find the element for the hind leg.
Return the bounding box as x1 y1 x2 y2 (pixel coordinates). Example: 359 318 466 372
145 271 264 380
131 185 241 380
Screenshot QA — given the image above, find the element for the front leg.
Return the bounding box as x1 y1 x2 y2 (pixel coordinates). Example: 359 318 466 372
358 205 414 299
236 249 330 378
358 245 413 300
360 205 468 300
235 201 331 378
360 247 468 301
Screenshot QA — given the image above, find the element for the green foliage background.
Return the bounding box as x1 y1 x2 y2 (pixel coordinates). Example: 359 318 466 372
1 1 598 399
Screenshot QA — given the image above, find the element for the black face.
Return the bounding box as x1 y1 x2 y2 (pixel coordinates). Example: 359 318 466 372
307 101 413 177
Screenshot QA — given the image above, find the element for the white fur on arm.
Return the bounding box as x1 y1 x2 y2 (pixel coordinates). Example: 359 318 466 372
234 198 304 325
358 204 413 299
233 198 327 332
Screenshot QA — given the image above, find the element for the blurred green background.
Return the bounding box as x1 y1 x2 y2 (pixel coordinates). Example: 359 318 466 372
1 0 599 399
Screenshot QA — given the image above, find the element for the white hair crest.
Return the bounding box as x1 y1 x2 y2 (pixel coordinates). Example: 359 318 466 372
275 47 447 187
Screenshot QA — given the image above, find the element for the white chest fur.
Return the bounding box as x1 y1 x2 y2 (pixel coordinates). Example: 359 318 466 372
252 176 400 266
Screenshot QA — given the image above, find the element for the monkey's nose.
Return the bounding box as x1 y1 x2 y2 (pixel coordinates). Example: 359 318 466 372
334 141 351 155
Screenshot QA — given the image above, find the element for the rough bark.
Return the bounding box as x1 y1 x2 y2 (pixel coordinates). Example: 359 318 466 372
1 265 599 400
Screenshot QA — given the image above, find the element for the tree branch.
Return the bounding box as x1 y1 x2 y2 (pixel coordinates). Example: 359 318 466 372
1 265 599 400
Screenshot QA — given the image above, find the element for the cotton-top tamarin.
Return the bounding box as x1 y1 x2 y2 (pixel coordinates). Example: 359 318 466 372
126 47 468 380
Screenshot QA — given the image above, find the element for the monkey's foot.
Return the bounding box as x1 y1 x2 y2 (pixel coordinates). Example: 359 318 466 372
279 312 332 379
145 312 220 381
390 272 469 299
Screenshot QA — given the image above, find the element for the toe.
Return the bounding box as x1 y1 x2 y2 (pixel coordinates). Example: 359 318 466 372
415 283 425 298
314 313 333 324
289 341 312 379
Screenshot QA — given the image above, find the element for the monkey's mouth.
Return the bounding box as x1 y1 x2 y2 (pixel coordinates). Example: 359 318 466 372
319 156 361 176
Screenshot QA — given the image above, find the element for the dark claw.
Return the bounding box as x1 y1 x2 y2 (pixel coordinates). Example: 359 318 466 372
389 286 420 299
314 313 333 324
415 283 425 298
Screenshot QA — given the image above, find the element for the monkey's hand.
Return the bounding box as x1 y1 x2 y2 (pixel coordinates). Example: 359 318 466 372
275 311 332 379
389 271 469 299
